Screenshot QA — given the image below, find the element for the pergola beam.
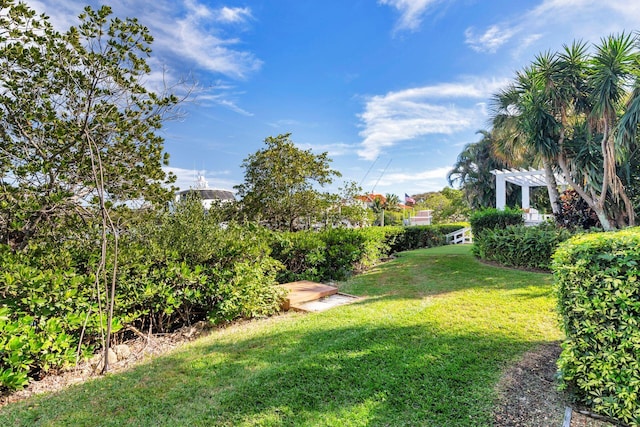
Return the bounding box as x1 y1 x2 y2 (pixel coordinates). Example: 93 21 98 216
490 168 566 210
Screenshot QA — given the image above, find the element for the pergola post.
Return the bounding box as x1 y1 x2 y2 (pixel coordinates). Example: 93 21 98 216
522 185 530 210
496 174 506 210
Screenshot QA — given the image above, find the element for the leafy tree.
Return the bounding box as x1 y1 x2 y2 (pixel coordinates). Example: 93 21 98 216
327 181 372 228
0 3 178 250
235 133 341 231
0 2 182 373
414 187 469 223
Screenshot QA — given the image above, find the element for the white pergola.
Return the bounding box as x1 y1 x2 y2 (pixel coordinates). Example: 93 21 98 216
490 168 567 210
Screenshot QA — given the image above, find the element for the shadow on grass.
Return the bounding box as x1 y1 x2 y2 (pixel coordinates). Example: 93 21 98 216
1 321 555 427
0 245 559 426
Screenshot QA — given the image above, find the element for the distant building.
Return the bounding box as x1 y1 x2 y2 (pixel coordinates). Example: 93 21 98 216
175 175 235 209
409 209 433 226
355 193 386 208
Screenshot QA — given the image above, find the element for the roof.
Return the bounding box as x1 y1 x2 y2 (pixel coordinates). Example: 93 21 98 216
176 188 235 201
355 193 387 203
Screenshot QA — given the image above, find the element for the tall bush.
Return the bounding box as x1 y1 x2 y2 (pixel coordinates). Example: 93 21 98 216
469 207 524 236
553 229 640 425
0 245 97 391
473 223 571 270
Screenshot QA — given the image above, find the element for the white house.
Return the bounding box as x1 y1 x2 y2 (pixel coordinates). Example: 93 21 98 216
409 210 433 226
175 175 235 209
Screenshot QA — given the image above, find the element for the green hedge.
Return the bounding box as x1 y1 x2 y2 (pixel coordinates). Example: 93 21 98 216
271 224 467 283
473 223 571 270
553 228 640 425
469 207 523 236
0 211 466 391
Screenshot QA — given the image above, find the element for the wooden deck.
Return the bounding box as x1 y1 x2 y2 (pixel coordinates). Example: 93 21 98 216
278 281 339 311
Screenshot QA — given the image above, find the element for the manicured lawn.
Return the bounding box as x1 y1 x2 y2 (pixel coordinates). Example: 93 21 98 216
0 245 563 426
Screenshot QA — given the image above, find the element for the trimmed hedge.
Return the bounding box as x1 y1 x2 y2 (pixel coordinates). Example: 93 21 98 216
553 228 640 425
271 224 468 283
469 207 524 236
473 223 571 270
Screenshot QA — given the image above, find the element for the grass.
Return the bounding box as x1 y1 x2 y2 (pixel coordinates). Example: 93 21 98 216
0 245 563 426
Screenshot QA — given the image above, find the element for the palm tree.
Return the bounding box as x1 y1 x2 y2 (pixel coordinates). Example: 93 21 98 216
491 66 563 215
384 193 401 211
491 34 639 229
448 130 513 209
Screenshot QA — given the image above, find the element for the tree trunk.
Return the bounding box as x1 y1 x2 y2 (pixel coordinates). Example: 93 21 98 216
557 154 614 230
542 158 561 215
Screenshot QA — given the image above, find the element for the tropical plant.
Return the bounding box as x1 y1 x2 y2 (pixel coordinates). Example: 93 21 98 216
447 130 518 209
491 34 640 229
234 133 341 231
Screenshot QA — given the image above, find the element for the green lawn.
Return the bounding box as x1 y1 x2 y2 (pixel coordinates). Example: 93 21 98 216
0 245 563 426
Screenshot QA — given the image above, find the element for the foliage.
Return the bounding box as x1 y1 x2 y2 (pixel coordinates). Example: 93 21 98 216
555 189 601 230
492 35 640 230
553 229 640 425
0 246 96 390
122 195 286 328
270 225 465 283
0 2 178 250
472 223 572 270
271 227 388 283
0 196 288 389
0 246 563 426
387 224 464 253
447 130 519 209
234 133 341 231
413 187 470 223
469 207 524 237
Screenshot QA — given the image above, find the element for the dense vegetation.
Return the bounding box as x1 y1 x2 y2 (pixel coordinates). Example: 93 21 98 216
0 187 464 391
473 223 572 271
554 229 640 425
0 246 563 426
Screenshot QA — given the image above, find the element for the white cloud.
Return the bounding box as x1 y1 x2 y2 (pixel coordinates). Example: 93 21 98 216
378 0 441 32
466 0 640 56
357 78 509 160
215 6 253 24
196 91 253 116
363 166 452 193
465 25 517 53
23 0 262 80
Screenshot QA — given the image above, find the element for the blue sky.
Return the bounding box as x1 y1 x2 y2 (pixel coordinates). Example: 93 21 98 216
26 0 640 197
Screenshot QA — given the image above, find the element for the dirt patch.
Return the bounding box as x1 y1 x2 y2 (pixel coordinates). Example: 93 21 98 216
493 341 617 427
493 342 567 426
0 321 215 408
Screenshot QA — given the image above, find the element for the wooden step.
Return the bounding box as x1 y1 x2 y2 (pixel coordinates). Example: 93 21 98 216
278 281 338 310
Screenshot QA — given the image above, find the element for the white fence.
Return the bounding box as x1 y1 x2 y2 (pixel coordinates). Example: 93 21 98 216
446 227 473 245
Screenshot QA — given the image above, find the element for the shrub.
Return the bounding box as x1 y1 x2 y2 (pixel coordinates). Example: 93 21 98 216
553 228 640 425
469 207 524 236
555 189 601 230
0 247 95 391
123 204 286 328
473 223 571 270
389 226 446 252
270 225 464 283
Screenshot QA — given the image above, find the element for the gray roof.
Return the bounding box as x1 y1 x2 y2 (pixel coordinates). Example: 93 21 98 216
177 188 235 201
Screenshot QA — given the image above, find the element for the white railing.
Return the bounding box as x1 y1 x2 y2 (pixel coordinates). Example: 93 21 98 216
446 227 473 245
523 212 554 225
